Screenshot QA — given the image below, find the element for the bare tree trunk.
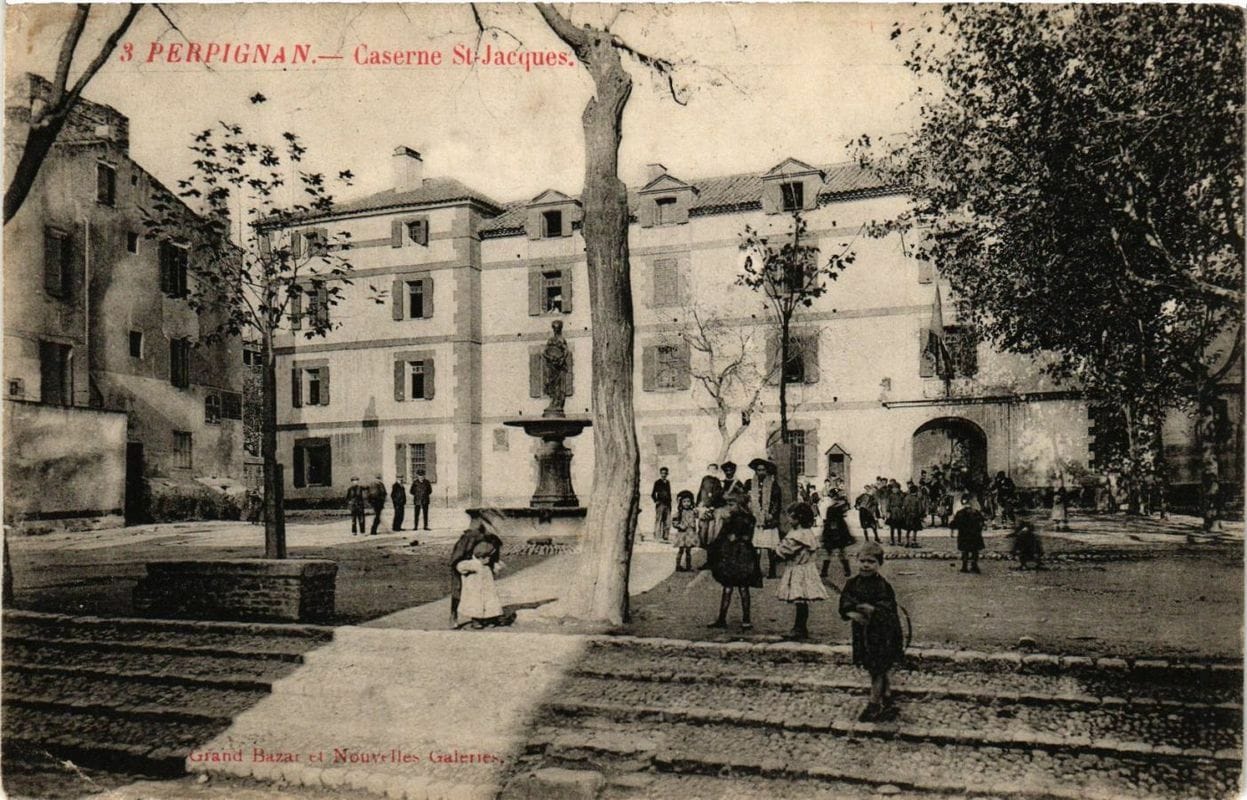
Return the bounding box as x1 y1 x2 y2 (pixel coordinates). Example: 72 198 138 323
537 6 638 624
261 327 286 558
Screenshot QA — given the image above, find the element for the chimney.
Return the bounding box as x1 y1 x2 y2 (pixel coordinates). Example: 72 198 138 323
646 163 667 183
393 146 424 192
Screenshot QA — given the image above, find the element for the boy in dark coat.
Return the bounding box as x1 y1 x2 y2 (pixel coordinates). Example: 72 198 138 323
1010 521 1044 569
345 477 367 535
840 541 904 721
390 480 407 531
950 494 985 573
366 475 387 535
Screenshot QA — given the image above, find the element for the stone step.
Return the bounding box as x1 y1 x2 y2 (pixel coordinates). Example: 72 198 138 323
4 669 267 719
4 640 307 682
3 610 334 646
523 712 1238 800
4 660 277 692
2 632 314 662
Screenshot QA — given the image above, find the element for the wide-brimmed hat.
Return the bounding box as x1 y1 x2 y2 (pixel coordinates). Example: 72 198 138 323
720 461 737 471
748 458 775 473
676 489 695 503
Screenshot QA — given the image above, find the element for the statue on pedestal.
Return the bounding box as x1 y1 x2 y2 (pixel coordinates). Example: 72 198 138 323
542 320 571 417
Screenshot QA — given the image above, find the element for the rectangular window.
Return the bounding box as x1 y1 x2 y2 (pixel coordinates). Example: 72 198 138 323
652 259 679 307
784 430 806 475
295 439 333 487
243 346 261 366
780 181 803 212
97 162 116 206
541 210 563 238
306 368 322 406
656 344 683 390
43 227 70 299
410 361 425 399
304 230 327 257
221 392 242 420
170 338 191 389
655 196 677 226
943 326 979 378
407 281 424 318
543 270 564 313
306 283 329 328
39 341 72 406
129 330 143 358
126 232 139 254
783 348 805 384
173 431 193 469
159 241 189 298
409 443 428 479
406 218 429 246
205 394 221 424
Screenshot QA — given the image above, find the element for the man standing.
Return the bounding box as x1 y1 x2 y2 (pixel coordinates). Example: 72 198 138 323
366 474 387 535
390 479 408 531
346 477 367 535
651 467 672 542
411 469 434 531
695 463 723 547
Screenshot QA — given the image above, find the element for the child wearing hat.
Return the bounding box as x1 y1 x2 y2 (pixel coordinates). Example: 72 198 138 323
951 493 986 573
706 492 763 630
840 540 905 721
1009 521 1044 569
455 540 507 628
775 502 828 640
671 489 699 572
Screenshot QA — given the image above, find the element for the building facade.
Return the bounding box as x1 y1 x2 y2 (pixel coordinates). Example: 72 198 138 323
272 148 1239 509
3 74 245 525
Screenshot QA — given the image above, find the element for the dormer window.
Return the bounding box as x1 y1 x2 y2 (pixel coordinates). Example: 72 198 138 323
655 197 678 226
542 210 563 239
406 218 429 246
780 181 804 212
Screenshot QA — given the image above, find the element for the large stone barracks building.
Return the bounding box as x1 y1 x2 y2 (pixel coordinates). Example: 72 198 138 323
275 147 1241 508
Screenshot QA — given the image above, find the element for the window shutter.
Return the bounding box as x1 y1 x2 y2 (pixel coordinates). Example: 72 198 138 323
651 260 669 308
293 444 306 488
528 271 541 316
289 291 302 331
320 367 331 405
422 276 435 318
413 218 429 246
394 359 406 401
391 220 403 248
566 346 574 397
919 330 936 377
805 429 820 477
526 209 542 240
562 270 573 313
158 243 172 296
395 443 408 485
803 336 820 384
676 340 691 390
642 345 656 391
561 211 572 237
291 368 303 408
291 231 303 260
639 198 656 228
259 232 272 259
424 358 436 400
802 177 818 211
762 181 783 214
425 442 438 483
392 279 404 321
766 334 780 385
529 347 543 398
315 283 330 327
918 259 934 284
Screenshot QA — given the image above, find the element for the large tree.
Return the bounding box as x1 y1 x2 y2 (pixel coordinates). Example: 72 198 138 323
144 109 356 558
6 4 142 224
857 4 1244 496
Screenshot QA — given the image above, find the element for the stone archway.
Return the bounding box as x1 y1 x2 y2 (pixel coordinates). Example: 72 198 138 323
912 417 988 487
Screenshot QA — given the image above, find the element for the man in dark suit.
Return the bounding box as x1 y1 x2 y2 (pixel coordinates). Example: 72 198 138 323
366 475 387 535
695 463 723 547
345 477 367 535
411 469 434 531
651 467 672 542
390 479 407 531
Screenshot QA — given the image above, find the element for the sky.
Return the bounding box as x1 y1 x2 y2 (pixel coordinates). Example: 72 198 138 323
6 3 926 206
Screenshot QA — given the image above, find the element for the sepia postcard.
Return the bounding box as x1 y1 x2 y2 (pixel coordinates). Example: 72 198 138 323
2 3 1243 799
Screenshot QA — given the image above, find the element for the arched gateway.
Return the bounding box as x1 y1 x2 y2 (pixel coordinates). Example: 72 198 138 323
911 417 988 486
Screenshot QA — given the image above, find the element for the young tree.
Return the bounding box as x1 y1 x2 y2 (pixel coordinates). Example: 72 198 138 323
736 212 855 439
680 306 777 464
144 110 355 559
6 4 142 224
857 4 1244 503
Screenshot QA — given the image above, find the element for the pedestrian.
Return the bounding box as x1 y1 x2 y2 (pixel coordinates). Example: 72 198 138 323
245 488 263 525
695 463 723 547
747 458 783 579
671 490 699 572
455 540 509 628
651 467 672 543
951 493 986 573
901 481 925 548
1050 482 1069 532
854 484 881 543
390 479 407 531
885 479 904 546
806 483 822 524
346 476 367 535
820 488 854 578
410 469 433 531
840 541 905 722
1009 521 1044 569
449 522 504 626
706 493 762 631
775 502 828 640
366 474 387 535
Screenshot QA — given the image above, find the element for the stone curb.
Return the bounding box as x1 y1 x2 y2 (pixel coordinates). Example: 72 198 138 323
569 666 1242 712
189 759 501 800
589 634 1242 674
4 660 275 692
3 609 336 639
544 699 1242 764
5 695 235 726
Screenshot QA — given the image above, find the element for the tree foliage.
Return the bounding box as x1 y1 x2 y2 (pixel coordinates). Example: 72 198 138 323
856 4 1244 480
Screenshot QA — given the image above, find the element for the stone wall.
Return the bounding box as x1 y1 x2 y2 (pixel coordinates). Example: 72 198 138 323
133 559 337 622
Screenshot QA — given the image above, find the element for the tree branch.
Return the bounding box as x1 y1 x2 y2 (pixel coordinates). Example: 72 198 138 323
47 6 91 115
64 5 141 106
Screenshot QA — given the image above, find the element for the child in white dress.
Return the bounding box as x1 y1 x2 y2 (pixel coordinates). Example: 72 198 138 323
456 540 506 628
775 502 829 640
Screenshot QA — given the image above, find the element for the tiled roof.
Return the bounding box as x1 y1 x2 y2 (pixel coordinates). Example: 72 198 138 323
290 177 506 223
478 160 898 237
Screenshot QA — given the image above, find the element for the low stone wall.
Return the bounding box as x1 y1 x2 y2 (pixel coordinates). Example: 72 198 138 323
133 559 337 622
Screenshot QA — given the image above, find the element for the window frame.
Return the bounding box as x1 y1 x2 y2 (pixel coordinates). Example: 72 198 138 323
306 368 322 406
44 226 71 299
541 209 563 239
409 360 426 400
159 240 190 299
126 231 139 254
654 196 678 226
169 337 191 389
780 181 804 212
205 393 222 425
407 280 425 319
96 162 117 207
303 441 332 486
655 344 683 390
129 330 144 359
783 429 807 474
542 270 565 314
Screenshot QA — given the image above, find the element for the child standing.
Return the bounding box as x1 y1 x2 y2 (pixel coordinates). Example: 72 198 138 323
775 502 829 640
455 540 507 628
706 496 763 631
1051 484 1070 532
819 489 855 578
854 485 881 543
1010 521 1044 569
950 493 986 573
671 490 699 572
840 541 905 721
